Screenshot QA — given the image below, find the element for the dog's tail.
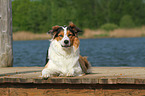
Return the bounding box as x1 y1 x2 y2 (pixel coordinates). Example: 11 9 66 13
79 55 91 74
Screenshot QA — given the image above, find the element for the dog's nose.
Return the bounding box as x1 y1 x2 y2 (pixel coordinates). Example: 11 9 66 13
64 40 69 44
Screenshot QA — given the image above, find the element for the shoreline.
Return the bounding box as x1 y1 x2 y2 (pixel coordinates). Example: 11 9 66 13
13 27 145 41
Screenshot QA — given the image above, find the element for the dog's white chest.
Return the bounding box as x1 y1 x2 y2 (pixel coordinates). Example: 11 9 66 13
47 40 81 75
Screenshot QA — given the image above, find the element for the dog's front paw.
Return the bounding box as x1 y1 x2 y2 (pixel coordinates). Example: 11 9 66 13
42 74 50 78
42 69 51 79
66 71 74 77
66 73 74 77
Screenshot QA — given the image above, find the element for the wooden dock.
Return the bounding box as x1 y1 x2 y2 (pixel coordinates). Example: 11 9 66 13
0 67 145 95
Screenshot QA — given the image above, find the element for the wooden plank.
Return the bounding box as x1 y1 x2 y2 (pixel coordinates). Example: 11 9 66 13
0 0 13 67
0 67 145 95
0 0 1 17
0 67 145 84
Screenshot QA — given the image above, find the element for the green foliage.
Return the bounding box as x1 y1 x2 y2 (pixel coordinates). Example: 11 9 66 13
120 15 135 28
12 0 145 33
100 23 118 31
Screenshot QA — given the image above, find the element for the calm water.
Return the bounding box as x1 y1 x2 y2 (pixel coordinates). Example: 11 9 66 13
13 38 145 67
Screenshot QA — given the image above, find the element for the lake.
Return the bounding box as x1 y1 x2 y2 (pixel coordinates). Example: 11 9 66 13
13 37 145 67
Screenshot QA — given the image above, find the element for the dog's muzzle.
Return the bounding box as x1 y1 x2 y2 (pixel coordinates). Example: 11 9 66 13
62 40 70 48
64 40 69 44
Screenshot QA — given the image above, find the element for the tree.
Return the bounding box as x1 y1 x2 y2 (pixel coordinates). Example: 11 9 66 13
120 15 135 28
12 0 145 33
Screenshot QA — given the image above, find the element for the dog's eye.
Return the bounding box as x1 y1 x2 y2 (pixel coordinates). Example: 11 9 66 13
59 35 63 37
68 34 72 37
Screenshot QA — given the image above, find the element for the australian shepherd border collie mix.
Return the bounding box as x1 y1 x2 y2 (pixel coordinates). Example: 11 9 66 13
42 22 91 78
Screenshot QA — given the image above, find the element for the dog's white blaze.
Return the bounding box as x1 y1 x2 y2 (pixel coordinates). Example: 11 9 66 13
62 27 69 40
62 27 67 35
59 27 70 46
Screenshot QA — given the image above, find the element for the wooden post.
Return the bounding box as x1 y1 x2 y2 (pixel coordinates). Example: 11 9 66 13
0 0 13 67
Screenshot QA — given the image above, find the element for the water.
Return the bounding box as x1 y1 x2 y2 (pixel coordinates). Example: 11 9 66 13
13 38 145 67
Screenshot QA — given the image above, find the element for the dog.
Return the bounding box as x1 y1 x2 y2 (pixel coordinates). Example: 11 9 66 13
42 22 91 78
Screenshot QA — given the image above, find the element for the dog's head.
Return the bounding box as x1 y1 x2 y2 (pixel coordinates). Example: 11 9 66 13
48 22 82 50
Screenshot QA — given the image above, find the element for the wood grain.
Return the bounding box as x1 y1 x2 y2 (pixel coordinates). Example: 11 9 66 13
0 0 13 67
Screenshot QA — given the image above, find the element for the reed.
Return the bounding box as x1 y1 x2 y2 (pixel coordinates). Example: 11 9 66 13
109 27 145 38
13 31 51 41
83 26 145 38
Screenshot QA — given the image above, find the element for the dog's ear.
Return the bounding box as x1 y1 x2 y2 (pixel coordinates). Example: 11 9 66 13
69 22 82 36
48 25 62 39
48 25 61 35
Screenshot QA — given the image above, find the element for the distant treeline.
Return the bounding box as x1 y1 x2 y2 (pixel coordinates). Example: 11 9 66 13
12 0 145 33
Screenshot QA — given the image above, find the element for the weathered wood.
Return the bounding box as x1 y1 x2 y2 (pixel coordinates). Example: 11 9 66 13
0 0 13 67
0 67 145 84
0 84 145 96
0 67 145 95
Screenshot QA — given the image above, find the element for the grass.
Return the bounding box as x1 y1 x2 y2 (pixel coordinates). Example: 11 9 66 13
13 26 145 41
